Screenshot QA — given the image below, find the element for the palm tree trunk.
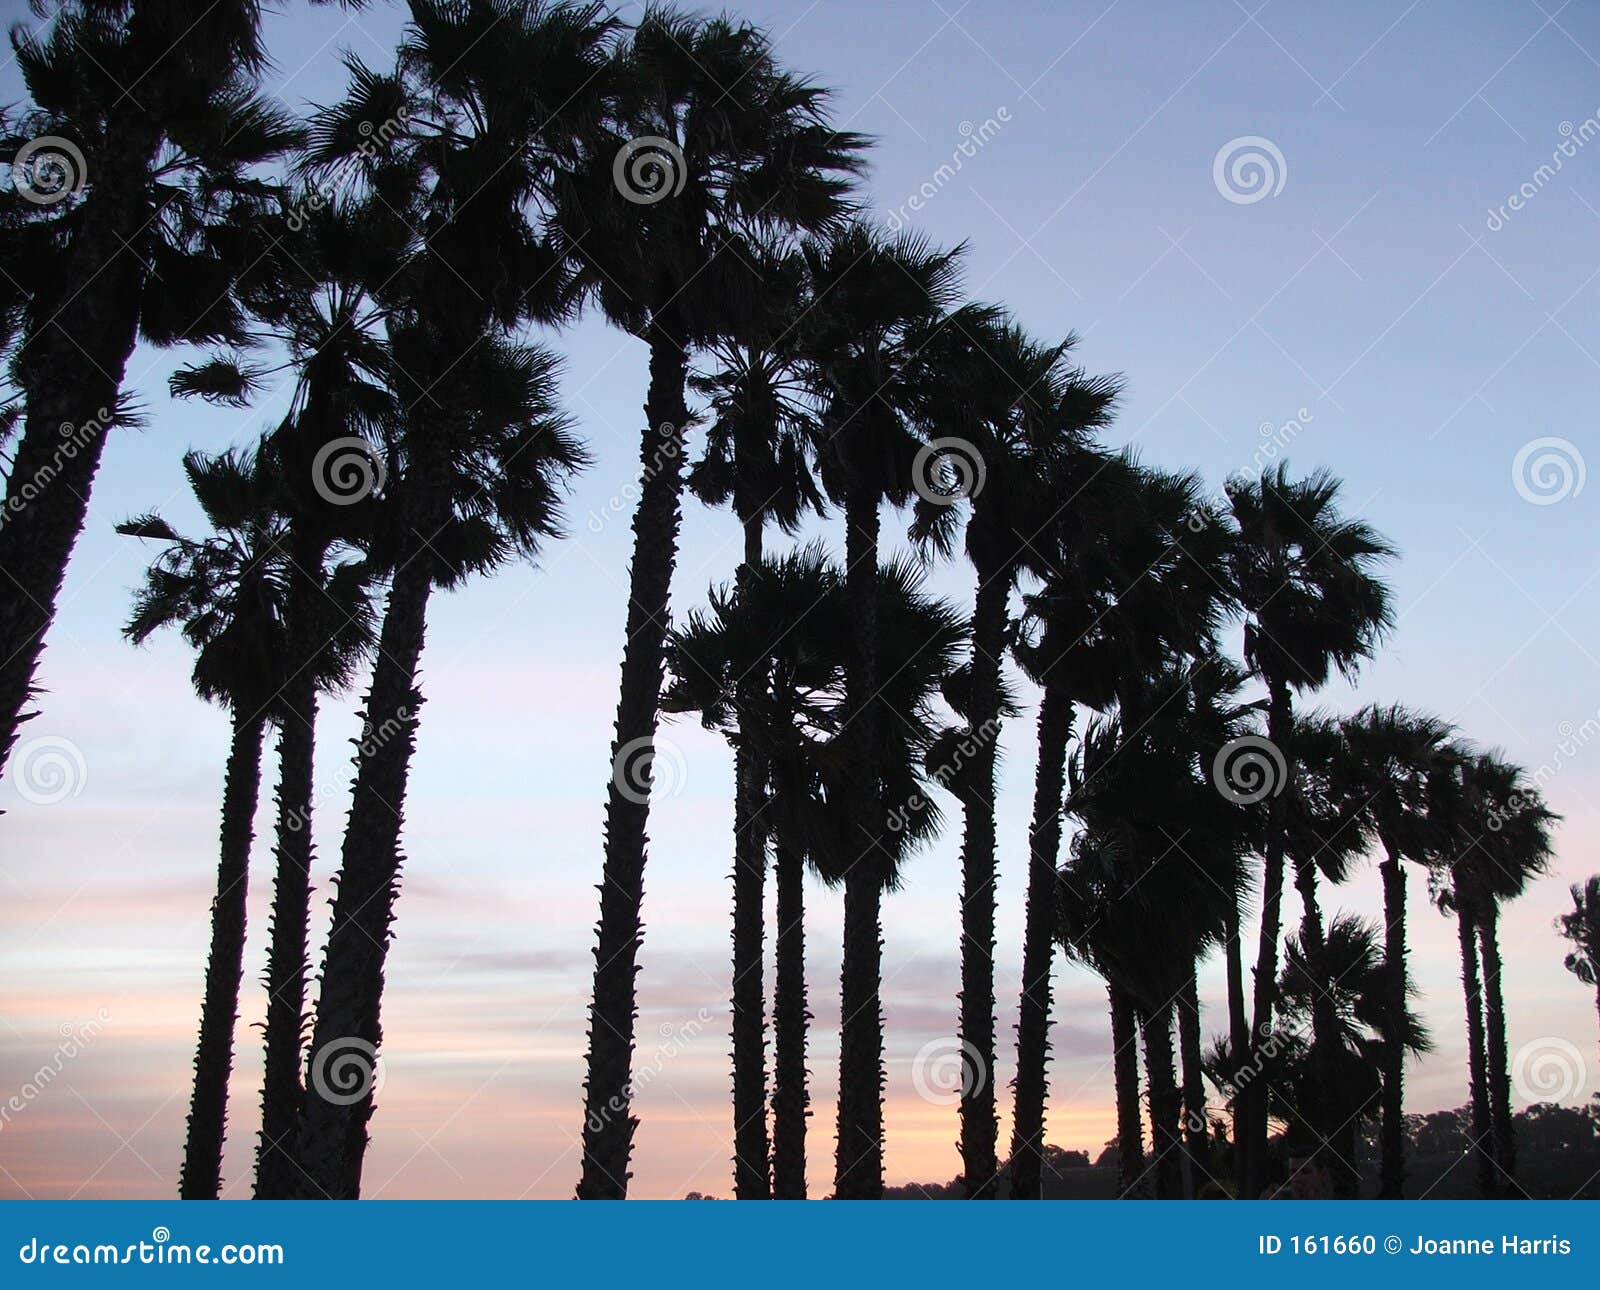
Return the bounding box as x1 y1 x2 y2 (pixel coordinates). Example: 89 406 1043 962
1008 681 1073 1201
0 118 159 777
1242 680 1293 1197
956 566 1007 1199
1143 1000 1182 1199
1223 892 1250 1190
578 332 691 1199
1178 963 1206 1198
1377 850 1407 1198
1456 889 1496 1198
291 544 435 1199
254 537 330 1198
833 476 884 1200
1478 904 1517 1186
1292 851 1358 1197
179 711 266 1199
771 832 808 1198
1110 983 1145 1198
729 515 770 1200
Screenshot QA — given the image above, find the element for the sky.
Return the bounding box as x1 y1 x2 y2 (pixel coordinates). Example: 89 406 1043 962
3 0 1600 1200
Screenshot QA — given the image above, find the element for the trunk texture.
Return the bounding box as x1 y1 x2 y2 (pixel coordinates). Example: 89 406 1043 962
956 567 1007 1199
1008 681 1073 1201
1457 894 1496 1198
179 713 266 1199
1378 851 1407 1198
1143 1001 1182 1200
771 835 808 1198
1223 893 1250 1191
1178 964 1206 1199
290 545 434 1198
1292 851 1358 1198
577 334 690 1199
1110 983 1145 1198
1478 905 1517 1186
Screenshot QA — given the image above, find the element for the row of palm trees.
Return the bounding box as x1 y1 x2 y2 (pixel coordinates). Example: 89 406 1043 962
0 0 1583 1201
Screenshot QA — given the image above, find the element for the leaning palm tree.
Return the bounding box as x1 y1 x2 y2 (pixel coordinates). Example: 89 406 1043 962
1558 875 1600 1066
0 0 300 778
684 244 826 1198
793 221 968 1198
119 447 371 1199
555 9 867 1199
1335 704 1452 1196
1225 464 1395 1196
911 312 1118 1198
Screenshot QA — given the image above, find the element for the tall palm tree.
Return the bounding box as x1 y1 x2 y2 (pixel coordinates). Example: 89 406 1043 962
119 447 371 1199
1558 875 1600 1066
685 245 825 1198
0 0 299 778
796 222 965 1198
556 10 867 1199
1008 452 1234 1199
911 312 1118 1198
288 0 609 1199
1225 464 1395 1196
1335 704 1452 1196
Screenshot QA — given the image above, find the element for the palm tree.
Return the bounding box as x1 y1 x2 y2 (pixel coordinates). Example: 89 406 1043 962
288 0 610 1199
685 244 826 1198
119 447 370 1199
556 9 867 1199
0 0 299 778
1225 464 1395 1196
1008 451 1234 1199
1335 704 1452 1196
796 222 965 1198
1558 875 1600 1067
173 193 405 1199
911 312 1118 1198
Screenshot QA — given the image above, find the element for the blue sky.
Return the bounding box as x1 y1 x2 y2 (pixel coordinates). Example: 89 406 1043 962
2 0 1599 1198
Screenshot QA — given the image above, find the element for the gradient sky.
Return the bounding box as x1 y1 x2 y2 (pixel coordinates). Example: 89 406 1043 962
3 0 1600 1200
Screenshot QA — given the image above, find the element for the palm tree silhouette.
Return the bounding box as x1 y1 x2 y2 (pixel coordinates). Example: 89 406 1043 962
119 447 371 1199
0 1 300 779
1335 704 1453 1196
558 9 866 1198
1224 464 1395 1196
1558 875 1600 1069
